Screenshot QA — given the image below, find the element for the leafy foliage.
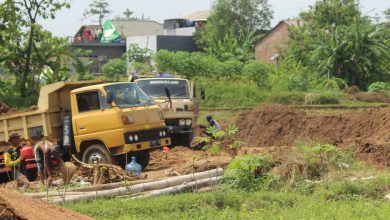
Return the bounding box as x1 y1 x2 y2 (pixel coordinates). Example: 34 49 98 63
285 0 390 89
367 82 390 92
101 58 127 81
198 0 272 62
0 0 70 97
224 154 272 191
242 60 270 88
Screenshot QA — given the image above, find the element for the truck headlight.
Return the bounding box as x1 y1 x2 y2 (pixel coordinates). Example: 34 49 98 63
134 134 139 141
185 119 192 126
162 130 166 136
128 135 134 142
179 119 185 126
159 131 163 137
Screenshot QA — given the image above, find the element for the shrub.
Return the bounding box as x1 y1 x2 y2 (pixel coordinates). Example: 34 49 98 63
224 154 272 191
242 61 270 88
101 58 127 81
368 82 390 92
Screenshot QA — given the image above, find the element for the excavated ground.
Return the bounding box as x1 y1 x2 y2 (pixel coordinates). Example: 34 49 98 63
235 104 390 166
0 188 93 220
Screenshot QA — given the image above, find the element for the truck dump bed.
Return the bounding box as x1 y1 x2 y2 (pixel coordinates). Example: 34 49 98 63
0 81 102 145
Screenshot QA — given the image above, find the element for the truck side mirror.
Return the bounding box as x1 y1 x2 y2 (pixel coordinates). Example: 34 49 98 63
165 86 171 99
106 90 113 104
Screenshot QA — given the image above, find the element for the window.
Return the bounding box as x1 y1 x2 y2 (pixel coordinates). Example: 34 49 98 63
104 83 153 108
76 91 100 113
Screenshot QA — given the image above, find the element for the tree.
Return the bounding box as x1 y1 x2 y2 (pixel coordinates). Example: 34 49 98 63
285 0 390 89
122 8 134 20
101 58 127 81
0 0 70 97
317 21 390 88
300 0 361 29
198 0 273 59
83 0 111 26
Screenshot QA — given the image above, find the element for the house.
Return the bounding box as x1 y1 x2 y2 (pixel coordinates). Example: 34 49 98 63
71 20 164 74
255 19 302 64
163 10 210 36
126 10 210 53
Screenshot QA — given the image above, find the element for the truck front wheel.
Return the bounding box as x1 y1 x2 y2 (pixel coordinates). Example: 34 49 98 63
134 150 150 171
82 144 113 165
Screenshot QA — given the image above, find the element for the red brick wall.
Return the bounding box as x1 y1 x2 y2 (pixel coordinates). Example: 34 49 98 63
255 22 290 64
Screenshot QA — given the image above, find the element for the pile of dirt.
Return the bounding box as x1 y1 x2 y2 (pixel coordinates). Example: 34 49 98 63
0 188 93 220
148 147 232 178
236 104 390 166
0 102 11 115
0 102 37 116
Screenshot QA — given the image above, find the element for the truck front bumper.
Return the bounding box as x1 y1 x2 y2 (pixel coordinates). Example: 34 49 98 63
167 125 193 134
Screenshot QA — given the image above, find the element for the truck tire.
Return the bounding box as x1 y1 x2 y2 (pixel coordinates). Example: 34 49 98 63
82 144 113 165
26 170 38 181
135 150 150 170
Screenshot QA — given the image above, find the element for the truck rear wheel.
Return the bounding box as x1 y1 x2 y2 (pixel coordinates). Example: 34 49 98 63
82 144 113 165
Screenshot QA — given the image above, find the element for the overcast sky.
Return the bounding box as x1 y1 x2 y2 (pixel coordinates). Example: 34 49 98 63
39 0 390 37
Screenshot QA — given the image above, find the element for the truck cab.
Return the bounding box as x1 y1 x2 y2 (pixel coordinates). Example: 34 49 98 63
135 78 198 147
0 81 170 170
70 82 171 169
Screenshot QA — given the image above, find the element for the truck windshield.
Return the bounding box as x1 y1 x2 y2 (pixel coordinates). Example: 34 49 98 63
104 83 154 108
136 79 190 99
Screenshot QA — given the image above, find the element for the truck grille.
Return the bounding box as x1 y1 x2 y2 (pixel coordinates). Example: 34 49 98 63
124 128 167 144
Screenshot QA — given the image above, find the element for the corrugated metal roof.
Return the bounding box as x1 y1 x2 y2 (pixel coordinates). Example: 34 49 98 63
110 20 164 37
182 10 211 20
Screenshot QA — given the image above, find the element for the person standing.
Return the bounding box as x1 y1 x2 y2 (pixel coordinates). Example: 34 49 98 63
4 131 29 188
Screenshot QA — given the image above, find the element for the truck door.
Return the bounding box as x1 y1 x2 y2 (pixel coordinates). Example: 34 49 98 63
72 90 123 151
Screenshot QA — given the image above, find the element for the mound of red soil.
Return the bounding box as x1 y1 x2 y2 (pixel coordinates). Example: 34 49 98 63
0 188 93 220
236 104 390 166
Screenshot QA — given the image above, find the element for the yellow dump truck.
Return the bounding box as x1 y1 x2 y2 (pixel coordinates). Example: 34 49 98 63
0 81 171 169
135 78 198 147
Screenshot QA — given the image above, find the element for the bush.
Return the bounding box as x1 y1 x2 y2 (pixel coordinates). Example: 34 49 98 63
101 58 127 81
326 175 390 200
224 154 272 191
242 61 270 88
368 82 390 92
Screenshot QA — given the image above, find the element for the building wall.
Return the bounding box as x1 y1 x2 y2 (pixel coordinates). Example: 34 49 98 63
126 36 158 52
255 22 290 64
71 44 126 74
163 27 196 36
157 35 198 52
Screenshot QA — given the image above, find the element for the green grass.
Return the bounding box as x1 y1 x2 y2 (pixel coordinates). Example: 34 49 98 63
196 78 388 109
66 187 390 220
